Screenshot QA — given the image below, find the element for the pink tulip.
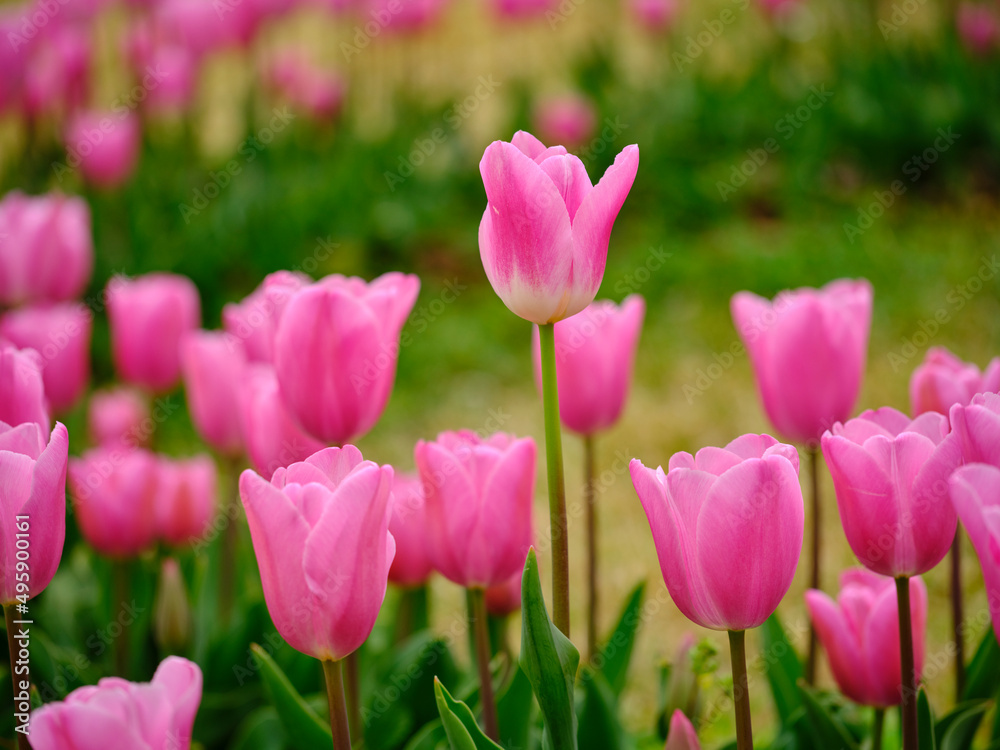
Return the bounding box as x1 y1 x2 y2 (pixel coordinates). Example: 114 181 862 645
107 272 201 392
630 0 679 31
0 344 50 435
491 0 555 18
485 570 522 617
156 454 216 547
65 110 142 189
821 407 963 577
0 303 92 413
388 472 434 587
145 45 197 114
630 433 803 631
0 421 68 603
0 12 26 114
30 656 203 750
910 346 1000 417
949 392 1000 466
69 447 160 557
805 568 928 707
23 24 90 118
415 431 535 589
181 330 246 455
479 131 639 324
155 0 249 57
274 272 419 444
950 463 1000 642
665 710 701 750
265 54 346 121
533 95 598 150
731 279 873 444
88 387 150 449
756 0 799 15
238 363 325 478
223 270 310 363
531 295 644 435
361 0 449 31
0 191 94 305
958 2 999 54
240 445 395 660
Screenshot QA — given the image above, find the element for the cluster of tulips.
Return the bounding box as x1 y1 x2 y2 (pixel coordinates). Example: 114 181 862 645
1 129 1000 750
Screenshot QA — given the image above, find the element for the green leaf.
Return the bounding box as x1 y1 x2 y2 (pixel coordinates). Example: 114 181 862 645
519 548 580 750
229 707 287 750
497 663 534 750
594 582 645 698
918 689 937 750
403 718 448 750
761 612 804 727
962 628 1000 702
250 643 333 749
936 700 989 750
796 682 859 750
577 670 626 750
434 678 503 750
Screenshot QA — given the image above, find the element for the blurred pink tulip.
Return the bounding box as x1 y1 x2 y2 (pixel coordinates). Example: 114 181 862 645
238 363 325 478
630 0 679 31
485 569 523 617
950 463 1000 642
0 303 92 413
69 447 160 557
756 0 799 15
0 344 49 435
155 0 250 57
0 421 68 603
492 0 554 17
805 569 927 707
88 387 150 449
181 330 246 456
266 54 346 121
156 454 217 547
388 472 434 587
239 445 395 660
821 407 963 577
0 190 94 305
145 45 198 114
362 0 449 31
531 295 644 435
910 346 1000 417
630 433 803 631
958 2 999 54
533 95 598 149
0 12 26 114
949 392 1000 466
479 131 639 324
274 272 419 444
65 110 142 189
731 279 873 444
23 24 90 118
30 656 202 750
415 431 535 589
107 272 201 392
223 270 311 363
665 710 701 750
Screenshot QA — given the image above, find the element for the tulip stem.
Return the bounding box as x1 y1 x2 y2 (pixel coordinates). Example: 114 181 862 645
896 576 918 750
322 659 352 750
872 707 885 750
728 630 753 750
584 433 597 660
950 529 965 700
114 561 130 678
538 323 570 637
5 605 29 750
468 588 499 742
345 651 362 743
805 445 821 685
220 455 242 626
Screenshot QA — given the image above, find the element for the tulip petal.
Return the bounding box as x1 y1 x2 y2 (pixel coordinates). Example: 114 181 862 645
18 422 68 599
473 437 535 585
805 589 871 705
538 153 592 221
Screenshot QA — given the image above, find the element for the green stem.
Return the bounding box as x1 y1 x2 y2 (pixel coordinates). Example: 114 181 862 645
345 651 362 744
322 659 352 750
584 433 597 660
468 588 499 742
220 455 242 626
950 529 965 700
5 605 29 750
538 323 570 636
872 707 885 750
896 576 917 750
806 445 821 685
114 561 130 678
728 630 753 750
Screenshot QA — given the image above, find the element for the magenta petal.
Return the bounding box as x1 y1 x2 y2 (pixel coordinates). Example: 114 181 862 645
805 589 871 705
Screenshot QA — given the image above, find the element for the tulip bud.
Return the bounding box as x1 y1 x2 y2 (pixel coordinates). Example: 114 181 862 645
910 346 1000 418
388 472 434 588
154 558 192 654
181 330 246 456
950 464 1000 644
65 110 142 189
533 95 598 149
88 387 150 449
156 454 217 548
0 344 50 435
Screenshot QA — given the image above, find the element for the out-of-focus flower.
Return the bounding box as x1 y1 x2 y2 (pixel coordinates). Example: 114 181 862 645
265 54 346 121
0 344 50 435
156 454 217 547
388 472 434 587
223 271 310 363
958 2 999 54
88 387 150 449
23 24 91 118
629 0 679 31
64 110 142 189
533 94 598 149
181 331 246 456
910 347 1000 417
950 463 1000 643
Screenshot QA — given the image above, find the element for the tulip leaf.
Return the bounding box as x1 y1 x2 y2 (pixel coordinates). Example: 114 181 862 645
230 706 288 750
251 643 333 749
761 612 804 727
594 582 645 699
496 663 534 750
918 689 938 750
519 548 580 750
434 678 503 750
577 669 626 750
936 699 989 750
403 718 448 750
796 682 859 750
962 627 1000 702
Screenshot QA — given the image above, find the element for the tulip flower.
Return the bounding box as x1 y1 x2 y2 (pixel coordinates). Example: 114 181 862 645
181 331 246 456
107 272 201 392
957 2 999 54
0 344 50 435
806 569 928 707
388 472 434 588
491 0 555 18
630 0 679 31
144 45 197 114
30 656 203 750
265 54 346 121
485 570 523 617
533 94 598 149
274 272 419 444
665 710 701 750
65 110 142 189
949 392 1000 466
222 270 310 363
156 455 217 547
478 130 639 325
23 24 91 119
950 464 1000 643
0 303 92 413
910 347 1000 417
0 191 94 306
240 445 394 748
361 0 449 31
154 558 192 654
88 387 150 449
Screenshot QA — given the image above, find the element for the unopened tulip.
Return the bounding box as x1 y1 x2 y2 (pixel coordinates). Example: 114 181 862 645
156 455 216 547
731 279 872 444
0 344 50 435
30 656 203 750
665 710 701 750
65 110 142 189
910 347 1000 417
181 331 246 455
533 95 597 149
265 54 346 120
479 131 639 324
274 272 419 444
88 387 150 449
630 433 803 630
415 431 535 589
223 271 310 363
155 0 249 56
491 0 555 18
107 272 201 392
23 24 91 118
154 558 192 654
630 0 679 30
531 295 644 435
950 464 1000 642
949 392 1000 466
388 472 434 587
1 303 92 412
822 407 962 577
0 421 69 603
805 569 927 707
69 447 160 557
239 445 395 660
0 191 94 305
958 2 999 54
145 45 197 114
